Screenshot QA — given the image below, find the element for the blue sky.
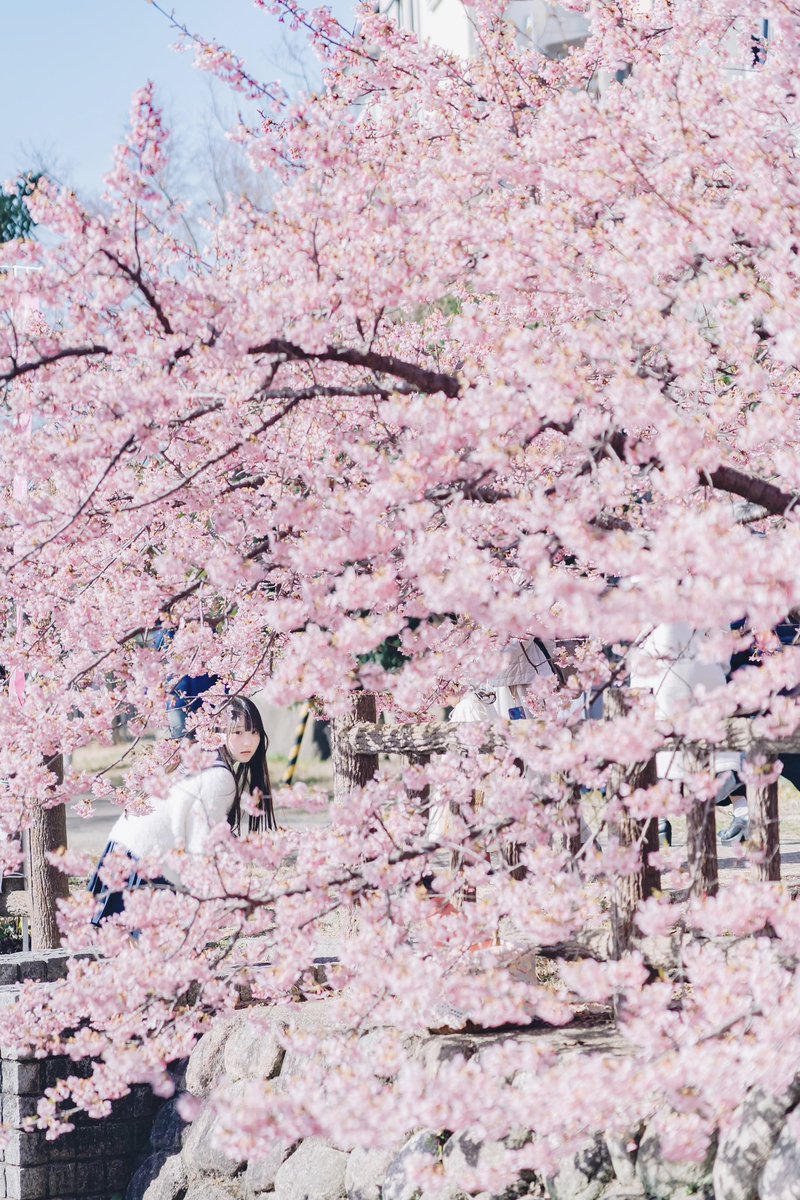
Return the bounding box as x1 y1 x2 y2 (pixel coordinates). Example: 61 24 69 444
1 0 354 201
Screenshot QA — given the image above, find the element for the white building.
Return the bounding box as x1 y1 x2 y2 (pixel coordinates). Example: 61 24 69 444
378 0 768 74
378 0 589 61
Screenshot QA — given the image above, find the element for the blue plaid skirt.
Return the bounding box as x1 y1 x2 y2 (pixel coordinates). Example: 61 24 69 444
88 841 172 927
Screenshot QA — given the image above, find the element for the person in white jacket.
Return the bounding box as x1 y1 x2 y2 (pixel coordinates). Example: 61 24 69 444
89 696 275 925
629 623 745 844
449 636 560 724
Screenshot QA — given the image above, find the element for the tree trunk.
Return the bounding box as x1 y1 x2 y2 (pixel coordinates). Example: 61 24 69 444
605 689 660 959
610 755 659 958
333 694 379 801
565 784 584 864
747 766 781 882
27 754 69 950
685 765 719 898
642 816 661 897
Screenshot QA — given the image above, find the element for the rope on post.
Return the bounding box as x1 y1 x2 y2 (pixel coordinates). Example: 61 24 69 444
282 704 311 786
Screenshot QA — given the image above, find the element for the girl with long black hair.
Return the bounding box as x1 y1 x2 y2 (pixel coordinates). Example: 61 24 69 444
89 695 276 925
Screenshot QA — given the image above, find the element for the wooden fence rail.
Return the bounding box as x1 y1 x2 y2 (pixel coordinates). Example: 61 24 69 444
343 694 799 954
348 715 800 758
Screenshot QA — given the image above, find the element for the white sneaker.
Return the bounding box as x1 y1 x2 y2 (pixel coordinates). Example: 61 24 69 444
719 816 749 845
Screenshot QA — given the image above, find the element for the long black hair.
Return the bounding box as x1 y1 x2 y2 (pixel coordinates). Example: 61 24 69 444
219 696 277 834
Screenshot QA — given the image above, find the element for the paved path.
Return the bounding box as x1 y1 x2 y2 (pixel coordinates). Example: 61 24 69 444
66 799 328 856
65 741 800 887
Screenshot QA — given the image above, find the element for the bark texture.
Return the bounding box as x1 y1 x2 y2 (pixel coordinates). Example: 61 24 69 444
748 770 781 882
605 689 661 959
685 751 719 899
349 719 499 756
27 754 69 950
333 695 379 801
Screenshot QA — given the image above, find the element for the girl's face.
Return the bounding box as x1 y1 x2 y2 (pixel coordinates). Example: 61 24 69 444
226 720 260 763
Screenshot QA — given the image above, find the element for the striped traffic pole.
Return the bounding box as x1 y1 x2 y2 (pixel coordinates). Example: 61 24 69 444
281 703 311 785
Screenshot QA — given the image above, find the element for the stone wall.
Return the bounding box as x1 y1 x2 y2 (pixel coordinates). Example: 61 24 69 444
1 965 796 1200
126 1002 800 1200
0 951 159 1200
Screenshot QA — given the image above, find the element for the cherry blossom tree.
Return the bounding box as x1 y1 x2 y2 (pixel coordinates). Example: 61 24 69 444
1 0 800 1180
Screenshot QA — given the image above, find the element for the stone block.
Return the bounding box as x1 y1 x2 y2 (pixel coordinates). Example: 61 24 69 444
2 1058 41 1096
714 1083 800 1200
75 1157 105 1195
47 1159 77 1196
2 1094 40 1125
185 1182 244 1200
3 1130 47 1169
68 1125 104 1161
604 1132 641 1188
545 1135 614 1200
41 1057 71 1090
6 1163 48 1200
414 1036 478 1081
1 1133 19 1166
102 1120 134 1158
382 1131 442 1200
45 951 72 982
139 1153 188 1200
345 1145 395 1200
47 1131 79 1163
443 1129 512 1193
279 1049 315 1080
636 1122 716 1200
224 1016 285 1082
183 1098 245 1179
760 1107 800 1200
274 1138 348 1200
149 1101 187 1155
126 1151 169 1200
245 1139 296 1196
129 1084 161 1121
12 955 48 985
185 1016 241 1098
106 1156 131 1193
0 961 18 986
266 998 346 1035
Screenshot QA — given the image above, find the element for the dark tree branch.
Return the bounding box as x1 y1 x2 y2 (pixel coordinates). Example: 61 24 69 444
248 338 460 398
101 250 175 336
118 395 304 513
582 427 800 521
7 435 136 573
707 465 798 517
0 345 111 383
65 535 273 689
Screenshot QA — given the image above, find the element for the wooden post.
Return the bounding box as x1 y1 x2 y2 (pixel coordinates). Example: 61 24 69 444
349 720 499 756
684 749 719 897
406 751 431 813
333 694 379 801
747 760 781 882
605 689 661 958
27 754 69 950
